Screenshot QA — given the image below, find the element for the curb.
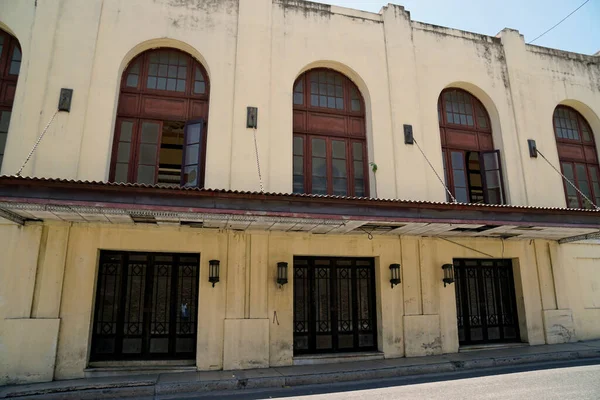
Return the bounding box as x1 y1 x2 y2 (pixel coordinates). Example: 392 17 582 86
3 349 600 399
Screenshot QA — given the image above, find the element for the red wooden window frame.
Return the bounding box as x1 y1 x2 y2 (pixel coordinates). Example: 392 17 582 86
438 88 506 204
553 105 600 209
292 68 369 197
109 48 210 187
0 29 22 170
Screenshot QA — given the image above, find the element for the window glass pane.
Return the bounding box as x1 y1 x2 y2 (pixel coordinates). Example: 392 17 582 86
293 136 303 156
576 164 592 206
333 178 347 196
9 47 21 75
195 67 204 81
294 93 303 105
185 144 199 165
141 122 160 143
311 95 319 106
293 175 304 193
157 78 167 90
126 74 138 88
312 138 326 157
0 132 7 155
147 77 157 89
590 166 600 205
0 111 11 133
483 152 499 170
294 155 304 175
115 163 128 183
312 157 326 176
183 166 198 186
186 123 201 144
167 79 177 91
136 165 155 184
562 163 579 208
443 90 474 127
455 188 468 203
451 151 464 169
453 169 466 187
158 65 168 77
139 143 158 165
332 159 347 178
312 177 327 194
354 179 365 197
194 82 205 94
553 107 580 141
332 140 345 159
117 142 131 163
353 143 363 161
354 161 364 179
176 80 186 92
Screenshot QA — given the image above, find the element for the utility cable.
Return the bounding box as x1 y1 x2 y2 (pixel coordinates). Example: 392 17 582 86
16 110 60 176
528 0 590 44
536 148 599 210
252 127 264 193
413 138 457 203
439 237 495 258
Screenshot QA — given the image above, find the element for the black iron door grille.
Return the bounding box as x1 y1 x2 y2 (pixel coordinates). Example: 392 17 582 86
91 251 200 361
293 257 377 355
454 259 520 345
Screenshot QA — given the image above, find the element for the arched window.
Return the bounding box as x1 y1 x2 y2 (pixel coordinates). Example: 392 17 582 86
0 29 21 170
553 106 599 209
292 68 368 197
110 48 209 187
438 88 505 204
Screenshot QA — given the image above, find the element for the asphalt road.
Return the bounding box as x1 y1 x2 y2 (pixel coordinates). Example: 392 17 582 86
176 358 600 400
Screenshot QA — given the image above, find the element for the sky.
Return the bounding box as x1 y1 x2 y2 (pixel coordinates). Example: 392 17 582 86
321 0 600 55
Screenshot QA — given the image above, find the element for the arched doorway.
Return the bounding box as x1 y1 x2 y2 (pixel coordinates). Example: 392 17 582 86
552 105 599 209
110 48 210 187
0 29 22 170
438 88 505 204
292 68 369 197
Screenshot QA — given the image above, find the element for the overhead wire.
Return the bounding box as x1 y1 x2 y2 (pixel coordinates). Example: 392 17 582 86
528 0 590 44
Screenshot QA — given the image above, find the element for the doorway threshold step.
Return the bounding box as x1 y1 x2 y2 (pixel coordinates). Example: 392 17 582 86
293 351 384 366
459 343 527 352
85 364 196 378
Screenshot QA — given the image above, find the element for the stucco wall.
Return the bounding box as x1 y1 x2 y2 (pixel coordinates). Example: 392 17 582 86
0 1 598 207
1 221 599 384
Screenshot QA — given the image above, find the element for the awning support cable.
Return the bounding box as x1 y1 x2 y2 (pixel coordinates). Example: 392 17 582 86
413 138 457 203
252 127 264 193
16 110 59 176
536 148 599 210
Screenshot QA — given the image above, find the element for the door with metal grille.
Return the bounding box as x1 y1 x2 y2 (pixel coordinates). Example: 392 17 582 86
293 257 377 355
454 259 520 345
90 251 199 361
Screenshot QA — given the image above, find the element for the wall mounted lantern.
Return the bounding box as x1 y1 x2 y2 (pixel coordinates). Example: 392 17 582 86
209 260 220 287
389 264 401 288
442 263 454 287
277 262 288 286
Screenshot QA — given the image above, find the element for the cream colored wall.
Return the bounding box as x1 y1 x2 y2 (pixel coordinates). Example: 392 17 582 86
2 220 599 383
1 1 598 205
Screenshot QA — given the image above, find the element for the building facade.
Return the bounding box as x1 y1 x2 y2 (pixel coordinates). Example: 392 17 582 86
0 0 599 385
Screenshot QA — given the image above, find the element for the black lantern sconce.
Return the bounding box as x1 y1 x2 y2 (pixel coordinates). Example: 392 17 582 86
209 260 220 287
442 263 454 287
277 262 288 287
389 264 401 288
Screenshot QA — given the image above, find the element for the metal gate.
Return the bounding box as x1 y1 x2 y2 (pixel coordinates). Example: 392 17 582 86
90 251 199 361
293 257 377 355
454 259 520 345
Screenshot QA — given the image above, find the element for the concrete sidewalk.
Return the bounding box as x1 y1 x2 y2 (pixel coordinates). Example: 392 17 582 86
2 340 600 399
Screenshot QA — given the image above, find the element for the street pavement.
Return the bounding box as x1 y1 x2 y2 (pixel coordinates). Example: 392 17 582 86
167 358 600 400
